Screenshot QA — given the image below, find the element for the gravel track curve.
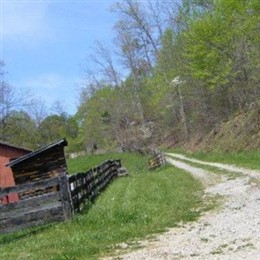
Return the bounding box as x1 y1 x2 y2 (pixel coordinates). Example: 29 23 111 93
105 154 260 259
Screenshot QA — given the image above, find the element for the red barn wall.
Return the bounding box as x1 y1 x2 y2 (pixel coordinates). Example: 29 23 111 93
0 145 31 204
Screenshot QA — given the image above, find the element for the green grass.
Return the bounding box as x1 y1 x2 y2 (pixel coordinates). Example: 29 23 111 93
189 151 260 170
0 153 203 259
165 148 260 170
169 156 243 180
67 152 149 174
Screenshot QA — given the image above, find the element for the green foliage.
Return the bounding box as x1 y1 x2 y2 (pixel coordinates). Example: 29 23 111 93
76 86 117 152
183 0 259 89
38 113 79 147
2 0 259 152
157 29 176 76
3 111 38 149
0 153 203 259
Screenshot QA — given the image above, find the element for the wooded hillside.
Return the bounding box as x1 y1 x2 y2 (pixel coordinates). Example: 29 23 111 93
1 0 259 152
75 0 259 152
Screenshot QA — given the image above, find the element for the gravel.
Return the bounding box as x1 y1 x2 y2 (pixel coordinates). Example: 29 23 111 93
105 155 260 259
165 153 260 178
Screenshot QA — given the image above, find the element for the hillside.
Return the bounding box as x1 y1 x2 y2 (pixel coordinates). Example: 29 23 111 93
196 103 260 152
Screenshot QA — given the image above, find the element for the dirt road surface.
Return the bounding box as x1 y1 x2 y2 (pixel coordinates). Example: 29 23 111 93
105 153 260 259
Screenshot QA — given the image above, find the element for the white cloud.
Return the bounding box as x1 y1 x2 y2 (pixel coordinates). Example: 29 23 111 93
2 1 53 44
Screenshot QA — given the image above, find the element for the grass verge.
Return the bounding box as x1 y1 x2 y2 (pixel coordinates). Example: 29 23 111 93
0 153 203 259
167 154 243 181
165 149 260 170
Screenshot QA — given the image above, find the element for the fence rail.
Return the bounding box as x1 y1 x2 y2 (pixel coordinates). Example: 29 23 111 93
69 159 121 212
0 172 72 234
0 159 122 234
148 151 166 170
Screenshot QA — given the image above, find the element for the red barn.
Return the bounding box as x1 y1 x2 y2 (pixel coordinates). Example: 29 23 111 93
0 142 31 204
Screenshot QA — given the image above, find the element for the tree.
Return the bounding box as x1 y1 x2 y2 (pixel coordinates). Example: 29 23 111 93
112 0 160 67
76 0 260 151
38 113 78 146
0 61 30 142
4 111 38 149
76 86 117 152
182 0 260 111
89 41 122 88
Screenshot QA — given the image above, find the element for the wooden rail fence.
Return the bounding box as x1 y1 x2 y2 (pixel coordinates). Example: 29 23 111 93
69 159 121 212
148 151 166 170
0 159 122 234
0 172 72 234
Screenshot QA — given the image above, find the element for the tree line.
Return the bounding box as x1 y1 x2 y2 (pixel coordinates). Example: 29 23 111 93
1 0 259 152
0 61 78 150
76 0 259 152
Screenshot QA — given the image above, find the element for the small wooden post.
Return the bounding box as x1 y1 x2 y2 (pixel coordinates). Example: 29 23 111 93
59 172 73 220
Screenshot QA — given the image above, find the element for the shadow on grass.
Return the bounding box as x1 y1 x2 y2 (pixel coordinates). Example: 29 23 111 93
0 197 101 246
0 223 54 245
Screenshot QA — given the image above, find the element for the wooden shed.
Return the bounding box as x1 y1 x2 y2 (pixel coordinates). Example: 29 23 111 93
6 139 68 199
0 142 31 204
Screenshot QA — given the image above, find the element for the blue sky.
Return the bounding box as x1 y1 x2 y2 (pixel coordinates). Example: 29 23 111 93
1 0 119 115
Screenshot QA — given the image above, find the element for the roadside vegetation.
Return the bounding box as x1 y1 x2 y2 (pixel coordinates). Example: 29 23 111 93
166 149 260 171
0 153 203 259
167 155 243 181
188 151 260 171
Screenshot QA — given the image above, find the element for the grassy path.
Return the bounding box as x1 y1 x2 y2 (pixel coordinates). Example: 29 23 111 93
168 150 260 170
166 153 260 178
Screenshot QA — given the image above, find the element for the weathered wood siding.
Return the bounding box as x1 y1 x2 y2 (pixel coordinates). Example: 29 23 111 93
11 146 67 199
0 172 72 234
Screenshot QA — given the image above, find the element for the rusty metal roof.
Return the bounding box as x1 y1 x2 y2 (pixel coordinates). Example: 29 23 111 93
6 138 68 167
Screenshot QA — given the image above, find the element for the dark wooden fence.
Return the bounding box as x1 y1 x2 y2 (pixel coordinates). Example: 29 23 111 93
0 172 72 234
69 159 121 212
148 151 166 170
0 160 122 234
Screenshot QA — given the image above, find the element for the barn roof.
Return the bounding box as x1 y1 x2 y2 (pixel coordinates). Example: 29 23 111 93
0 141 32 153
6 138 68 167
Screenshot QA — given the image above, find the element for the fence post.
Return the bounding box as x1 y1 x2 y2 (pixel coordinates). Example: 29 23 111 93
59 172 73 220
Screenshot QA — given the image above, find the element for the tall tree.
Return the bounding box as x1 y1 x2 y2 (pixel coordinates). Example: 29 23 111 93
112 0 160 67
90 41 122 88
4 111 37 149
182 0 260 112
0 61 29 142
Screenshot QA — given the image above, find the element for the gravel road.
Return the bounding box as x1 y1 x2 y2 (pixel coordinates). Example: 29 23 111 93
105 153 260 259
166 153 260 179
